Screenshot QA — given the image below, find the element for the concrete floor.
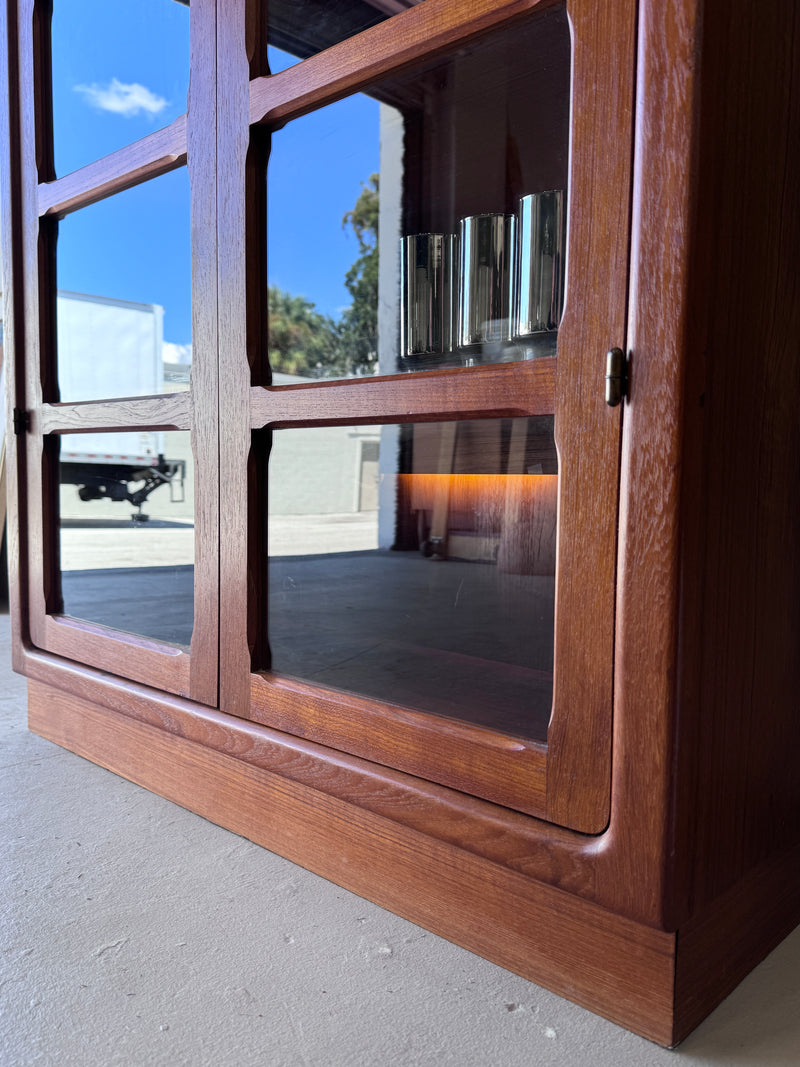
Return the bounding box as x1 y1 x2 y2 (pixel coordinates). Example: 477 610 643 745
2 612 800 1066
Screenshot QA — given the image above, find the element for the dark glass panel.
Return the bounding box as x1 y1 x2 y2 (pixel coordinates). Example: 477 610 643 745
267 417 557 741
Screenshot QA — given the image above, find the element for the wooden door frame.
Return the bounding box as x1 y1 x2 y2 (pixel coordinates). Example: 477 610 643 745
215 0 636 832
2 0 220 704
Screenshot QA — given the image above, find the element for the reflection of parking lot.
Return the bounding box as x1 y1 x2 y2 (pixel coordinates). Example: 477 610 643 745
269 513 378 556
60 519 195 571
59 512 379 571
59 528 554 740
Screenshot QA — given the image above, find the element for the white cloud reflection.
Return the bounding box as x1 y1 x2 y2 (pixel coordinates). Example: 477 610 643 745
74 78 168 118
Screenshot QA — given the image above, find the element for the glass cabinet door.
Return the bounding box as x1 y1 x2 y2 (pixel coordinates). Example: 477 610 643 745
10 0 636 831
220 0 637 832
18 0 218 704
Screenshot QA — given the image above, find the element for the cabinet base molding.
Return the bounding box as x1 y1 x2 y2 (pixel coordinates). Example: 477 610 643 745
27 678 800 1047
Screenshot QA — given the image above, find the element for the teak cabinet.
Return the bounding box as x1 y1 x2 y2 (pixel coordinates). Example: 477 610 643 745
2 0 799 1047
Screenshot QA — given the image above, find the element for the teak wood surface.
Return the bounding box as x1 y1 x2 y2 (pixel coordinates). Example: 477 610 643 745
667 0 800 917
38 394 192 435
3 0 799 1047
37 117 187 220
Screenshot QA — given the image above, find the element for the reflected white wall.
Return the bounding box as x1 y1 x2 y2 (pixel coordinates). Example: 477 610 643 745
378 103 404 549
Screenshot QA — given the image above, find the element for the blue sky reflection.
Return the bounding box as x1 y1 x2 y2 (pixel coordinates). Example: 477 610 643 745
52 2 378 348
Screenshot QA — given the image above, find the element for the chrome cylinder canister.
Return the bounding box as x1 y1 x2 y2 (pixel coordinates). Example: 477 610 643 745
457 213 516 348
399 233 456 358
515 189 566 337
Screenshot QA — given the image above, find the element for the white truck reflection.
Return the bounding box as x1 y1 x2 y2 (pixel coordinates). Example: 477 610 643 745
57 291 185 522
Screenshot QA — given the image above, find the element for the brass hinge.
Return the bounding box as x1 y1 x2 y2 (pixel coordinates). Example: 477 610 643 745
13 408 30 435
605 347 628 407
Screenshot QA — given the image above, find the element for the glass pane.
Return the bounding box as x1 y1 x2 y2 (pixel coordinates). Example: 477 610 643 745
267 417 557 741
51 0 190 176
57 429 194 647
268 1 430 70
55 169 192 403
266 5 569 382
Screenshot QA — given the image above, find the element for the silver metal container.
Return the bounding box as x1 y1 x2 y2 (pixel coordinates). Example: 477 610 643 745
399 233 455 358
457 213 516 348
515 190 566 337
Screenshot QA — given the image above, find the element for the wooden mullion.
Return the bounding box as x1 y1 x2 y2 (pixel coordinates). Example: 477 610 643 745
186 0 219 706
36 217 60 624
250 359 556 429
39 394 192 435
217 0 263 717
249 0 557 129
242 5 272 684
37 116 187 219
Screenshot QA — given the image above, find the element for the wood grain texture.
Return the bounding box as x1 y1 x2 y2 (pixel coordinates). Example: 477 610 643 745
249 0 558 128
186 0 220 707
542 0 635 831
40 615 191 695
39 394 192 434
672 843 800 1046
6 0 800 1046
249 672 549 818
668 0 800 917
18 0 49 652
31 0 53 182
20 647 584 894
37 116 187 219
604 0 701 925
13 629 664 926
216 0 261 716
250 359 555 429
27 676 679 1047
0 0 28 671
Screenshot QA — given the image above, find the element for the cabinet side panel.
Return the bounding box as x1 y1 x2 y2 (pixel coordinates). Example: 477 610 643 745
673 0 800 913
673 843 800 1045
